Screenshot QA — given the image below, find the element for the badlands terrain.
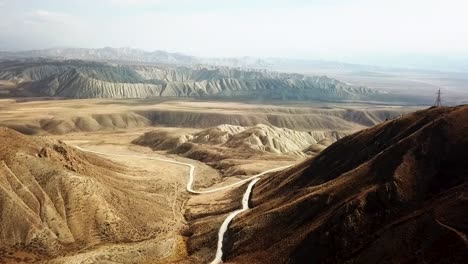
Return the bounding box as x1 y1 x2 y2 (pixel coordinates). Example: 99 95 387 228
0 59 383 101
0 48 465 263
3 47 464 104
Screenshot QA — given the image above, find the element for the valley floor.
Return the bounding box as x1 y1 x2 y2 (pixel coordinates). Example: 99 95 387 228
40 129 296 263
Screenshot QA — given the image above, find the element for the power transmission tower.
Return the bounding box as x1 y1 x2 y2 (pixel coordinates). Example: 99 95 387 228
434 89 442 107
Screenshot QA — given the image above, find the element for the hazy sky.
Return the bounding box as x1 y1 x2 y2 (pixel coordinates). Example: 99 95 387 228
1 0 467 63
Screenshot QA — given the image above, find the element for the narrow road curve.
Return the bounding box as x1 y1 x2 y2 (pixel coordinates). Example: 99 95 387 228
210 177 260 264
74 146 291 262
75 146 290 194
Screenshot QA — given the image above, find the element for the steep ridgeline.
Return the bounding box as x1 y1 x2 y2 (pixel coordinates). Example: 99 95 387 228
0 59 383 100
219 106 468 264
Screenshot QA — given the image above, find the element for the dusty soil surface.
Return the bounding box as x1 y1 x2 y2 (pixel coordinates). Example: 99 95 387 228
0 98 417 135
51 127 300 264
45 127 298 264
0 127 222 263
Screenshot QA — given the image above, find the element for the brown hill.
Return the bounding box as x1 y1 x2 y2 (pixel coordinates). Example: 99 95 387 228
221 106 468 263
0 127 186 263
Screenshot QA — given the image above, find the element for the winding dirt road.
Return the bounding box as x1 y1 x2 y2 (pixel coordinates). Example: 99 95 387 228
74 145 291 263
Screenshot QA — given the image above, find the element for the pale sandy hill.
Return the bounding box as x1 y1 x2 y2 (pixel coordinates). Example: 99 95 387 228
223 124 345 155
133 124 347 157
0 59 390 102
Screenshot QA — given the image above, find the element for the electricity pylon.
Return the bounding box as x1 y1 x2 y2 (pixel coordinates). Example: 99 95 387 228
434 89 442 107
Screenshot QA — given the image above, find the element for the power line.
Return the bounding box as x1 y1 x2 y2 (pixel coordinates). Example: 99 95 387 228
434 89 442 107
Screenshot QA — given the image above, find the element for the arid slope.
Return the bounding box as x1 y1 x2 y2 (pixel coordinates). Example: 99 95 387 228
0 127 187 263
220 106 468 263
0 98 410 136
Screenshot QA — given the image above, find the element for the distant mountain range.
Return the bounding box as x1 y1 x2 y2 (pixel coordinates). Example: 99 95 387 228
0 59 392 102
3 47 466 73
0 47 386 72
0 47 272 68
0 47 196 65
0 48 431 103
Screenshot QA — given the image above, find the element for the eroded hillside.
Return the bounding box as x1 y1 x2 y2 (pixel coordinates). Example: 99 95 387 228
133 124 347 157
203 106 468 263
0 127 191 263
0 59 384 101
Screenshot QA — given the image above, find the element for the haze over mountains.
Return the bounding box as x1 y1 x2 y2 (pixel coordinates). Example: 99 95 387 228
0 58 385 102
0 47 346 69
2 47 468 73
0 47 196 66
1 0 467 262
0 47 435 104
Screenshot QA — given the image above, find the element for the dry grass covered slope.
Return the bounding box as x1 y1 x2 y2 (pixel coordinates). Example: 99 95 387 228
224 106 468 264
0 127 187 263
